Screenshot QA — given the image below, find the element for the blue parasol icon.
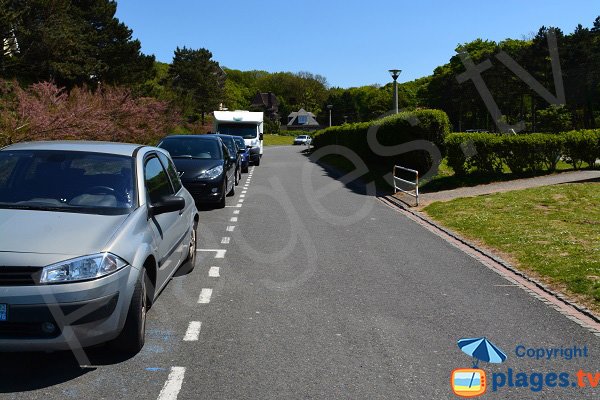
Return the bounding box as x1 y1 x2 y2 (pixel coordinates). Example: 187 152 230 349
458 337 507 368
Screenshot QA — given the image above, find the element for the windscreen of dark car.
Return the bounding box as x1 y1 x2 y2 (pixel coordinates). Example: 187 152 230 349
217 123 257 139
0 150 136 214
218 136 238 158
159 138 223 160
232 137 246 151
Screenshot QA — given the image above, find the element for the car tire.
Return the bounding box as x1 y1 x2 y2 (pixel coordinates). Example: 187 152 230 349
227 178 235 196
182 223 197 271
110 269 147 354
254 157 261 166
242 165 249 173
217 181 226 208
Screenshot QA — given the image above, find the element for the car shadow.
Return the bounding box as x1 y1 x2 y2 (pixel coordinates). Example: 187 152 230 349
0 346 136 393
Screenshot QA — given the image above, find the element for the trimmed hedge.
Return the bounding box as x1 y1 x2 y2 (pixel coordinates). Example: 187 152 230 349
445 130 600 175
312 109 451 173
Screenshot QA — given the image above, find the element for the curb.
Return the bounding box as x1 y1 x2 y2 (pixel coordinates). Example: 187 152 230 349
382 194 600 326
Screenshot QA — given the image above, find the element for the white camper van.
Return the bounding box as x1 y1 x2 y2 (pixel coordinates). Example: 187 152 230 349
213 110 264 166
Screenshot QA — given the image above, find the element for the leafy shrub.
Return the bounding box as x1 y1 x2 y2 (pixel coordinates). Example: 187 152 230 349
562 130 600 169
445 130 600 175
0 80 181 147
312 109 451 174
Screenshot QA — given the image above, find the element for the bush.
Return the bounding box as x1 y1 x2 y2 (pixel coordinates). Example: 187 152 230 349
0 80 181 147
445 130 600 175
562 130 600 169
312 109 451 174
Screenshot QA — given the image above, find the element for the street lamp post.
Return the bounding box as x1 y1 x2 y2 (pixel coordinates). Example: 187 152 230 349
389 69 402 114
327 104 333 127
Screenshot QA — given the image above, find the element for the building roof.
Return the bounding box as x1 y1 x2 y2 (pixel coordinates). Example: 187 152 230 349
252 92 279 109
287 108 320 127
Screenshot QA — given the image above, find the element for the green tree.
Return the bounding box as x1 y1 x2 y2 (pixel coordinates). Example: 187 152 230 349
2 0 154 87
167 47 225 124
536 105 573 133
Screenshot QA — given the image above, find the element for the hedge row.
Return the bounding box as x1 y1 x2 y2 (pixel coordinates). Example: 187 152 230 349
445 130 600 175
311 109 451 173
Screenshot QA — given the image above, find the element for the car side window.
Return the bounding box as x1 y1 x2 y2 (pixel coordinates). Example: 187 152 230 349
222 144 230 159
144 156 174 204
157 152 183 193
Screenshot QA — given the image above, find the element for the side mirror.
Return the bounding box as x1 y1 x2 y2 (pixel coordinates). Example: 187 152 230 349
149 196 185 216
259 133 264 141
238 148 246 154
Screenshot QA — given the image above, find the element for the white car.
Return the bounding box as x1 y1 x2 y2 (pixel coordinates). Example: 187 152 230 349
293 135 312 145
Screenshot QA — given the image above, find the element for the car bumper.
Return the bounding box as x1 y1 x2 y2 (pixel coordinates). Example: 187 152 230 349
0 265 137 351
182 179 224 203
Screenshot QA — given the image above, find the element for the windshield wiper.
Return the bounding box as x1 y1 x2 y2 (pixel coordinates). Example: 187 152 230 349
0 203 71 211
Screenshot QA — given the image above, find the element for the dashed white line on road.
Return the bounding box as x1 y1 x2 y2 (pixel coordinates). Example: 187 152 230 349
233 210 240 214
239 199 245 203
221 237 230 244
236 203 242 207
230 217 238 222
226 225 235 232
183 322 202 341
242 190 247 194
197 249 226 258
157 367 186 400
240 194 245 198
198 288 213 304
209 266 220 277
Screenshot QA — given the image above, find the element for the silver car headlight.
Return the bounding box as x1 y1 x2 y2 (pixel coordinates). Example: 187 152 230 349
40 253 127 284
197 165 223 180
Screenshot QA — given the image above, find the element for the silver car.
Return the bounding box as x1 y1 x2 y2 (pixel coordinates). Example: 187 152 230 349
0 141 198 353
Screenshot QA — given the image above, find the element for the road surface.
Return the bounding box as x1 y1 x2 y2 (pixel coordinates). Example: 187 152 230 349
2 146 598 399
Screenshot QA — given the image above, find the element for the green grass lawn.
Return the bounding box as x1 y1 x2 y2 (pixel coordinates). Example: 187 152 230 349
423 183 600 310
263 134 295 146
419 158 590 193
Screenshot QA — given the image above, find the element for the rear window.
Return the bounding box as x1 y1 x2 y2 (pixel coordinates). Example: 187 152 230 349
159 138 223 160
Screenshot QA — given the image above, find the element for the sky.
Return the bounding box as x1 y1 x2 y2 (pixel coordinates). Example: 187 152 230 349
115 0 599 88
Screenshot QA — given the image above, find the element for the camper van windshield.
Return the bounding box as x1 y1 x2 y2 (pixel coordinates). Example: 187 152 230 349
217 123 258 139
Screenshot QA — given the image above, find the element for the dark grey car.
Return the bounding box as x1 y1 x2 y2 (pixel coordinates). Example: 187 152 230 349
0 141 198 353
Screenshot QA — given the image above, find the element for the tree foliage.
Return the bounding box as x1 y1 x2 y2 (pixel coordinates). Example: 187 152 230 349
1 0 155 87
167 47 225 124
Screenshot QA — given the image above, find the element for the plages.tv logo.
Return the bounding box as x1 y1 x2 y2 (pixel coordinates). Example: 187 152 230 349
451 337 508 398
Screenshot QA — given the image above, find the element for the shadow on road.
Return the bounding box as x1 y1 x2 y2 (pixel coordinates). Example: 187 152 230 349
301 148 385 197
0 347 135 393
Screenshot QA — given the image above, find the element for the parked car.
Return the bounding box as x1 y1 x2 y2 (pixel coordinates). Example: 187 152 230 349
213 134 242 185
293 135 312 145
158 135 236 208
231 135 250 173
0 141 198 353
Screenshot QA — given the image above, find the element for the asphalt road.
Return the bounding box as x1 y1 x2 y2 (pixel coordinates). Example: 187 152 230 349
1 145 598 399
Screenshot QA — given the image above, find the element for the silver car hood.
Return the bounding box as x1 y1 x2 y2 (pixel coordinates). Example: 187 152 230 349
0 209 129 257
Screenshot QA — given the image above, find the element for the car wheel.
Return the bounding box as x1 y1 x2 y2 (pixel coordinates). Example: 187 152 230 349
254 156 261 166
242 165 249 173
111 269 147 354
183 223 197 271
227 177 235 196
217 181 226 208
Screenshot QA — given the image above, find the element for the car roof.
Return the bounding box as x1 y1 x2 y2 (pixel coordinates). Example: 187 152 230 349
213 134 235 141
2 140 145 157
161 134 221 141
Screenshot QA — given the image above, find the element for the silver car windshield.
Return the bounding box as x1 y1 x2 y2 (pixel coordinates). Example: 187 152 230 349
0 150 137 215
